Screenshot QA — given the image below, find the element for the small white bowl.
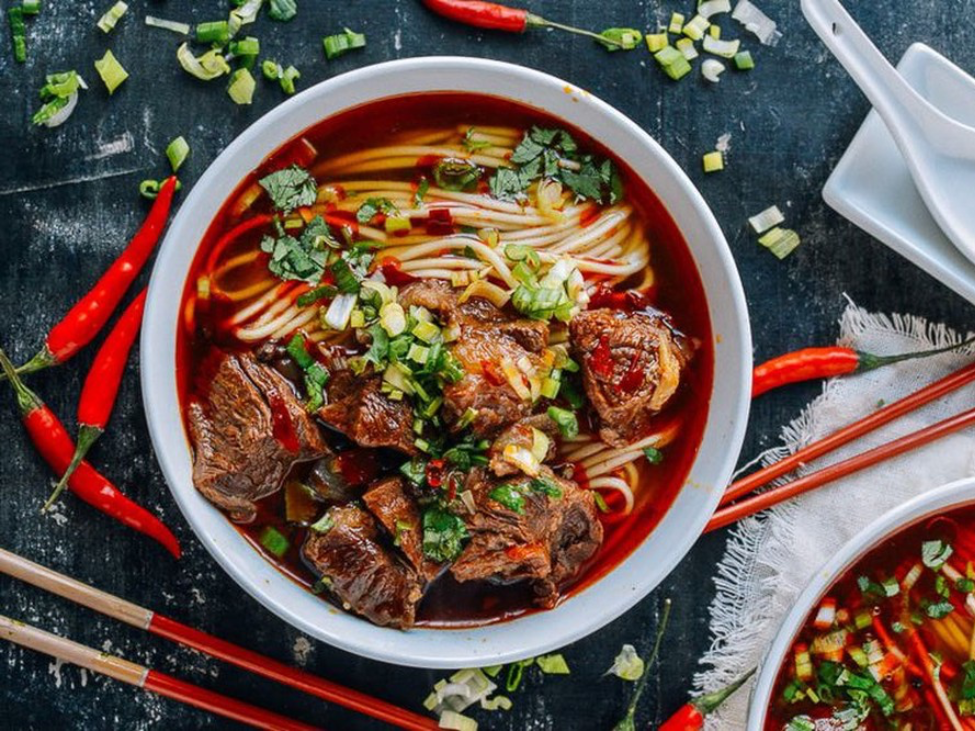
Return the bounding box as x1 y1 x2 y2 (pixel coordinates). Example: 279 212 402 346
142 57 751 669
747 476 975 729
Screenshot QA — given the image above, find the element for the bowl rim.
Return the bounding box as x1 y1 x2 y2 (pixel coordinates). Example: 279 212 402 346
746 476 975 729
142 55 752 668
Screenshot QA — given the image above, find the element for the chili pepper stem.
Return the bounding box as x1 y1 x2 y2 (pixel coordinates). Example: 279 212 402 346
43 424 103 513
0 347 42 415
857 336 975 372
691 668 756 715
526 13 625 47
612 598 672 731
0 348 55 382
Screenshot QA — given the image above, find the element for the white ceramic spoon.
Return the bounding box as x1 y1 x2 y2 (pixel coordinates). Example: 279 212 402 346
802 0 975 265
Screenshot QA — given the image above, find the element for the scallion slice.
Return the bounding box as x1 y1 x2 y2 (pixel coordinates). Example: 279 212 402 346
698 0 732 19
227 67 256 105
645 33 669 53
258 525 290 557
702 151 724 172
734 50 755 70
229 36 260 64
262 59 282 80
702 35 740 58
94 50 128 94
682 15 710 41
22 0 41 16
166 136 190 173
196 20 230 45
668 12 685 34
701 58 726 83
279 65 300 95
145 15 190 36
177 42 230 81
758 227 801 259
748 205 784 234
323 28 365 60
8 6 26 63
547 406 579 438
655 45 692 80
96 1 128 34
267 0 297 22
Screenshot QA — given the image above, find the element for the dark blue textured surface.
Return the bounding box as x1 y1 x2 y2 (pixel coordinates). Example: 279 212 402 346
1 1 973 729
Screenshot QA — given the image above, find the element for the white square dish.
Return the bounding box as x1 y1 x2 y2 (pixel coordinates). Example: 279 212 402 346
824 43 975 305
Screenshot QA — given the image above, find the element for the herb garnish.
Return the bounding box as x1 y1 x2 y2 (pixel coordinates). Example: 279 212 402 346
489 126 623 204
433 158 482 192
462 127 492 152
413 177 430 207
356 197 400 224
260 215 333 283
259 164 318 213
267 0 297 22
421 505 468 563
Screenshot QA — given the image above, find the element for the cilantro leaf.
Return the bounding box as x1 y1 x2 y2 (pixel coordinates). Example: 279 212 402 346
462 127 492 152
433 158 482 191
489 167 526 202
356 197 400 224
421 505 468 563
259 165 318 213
413 177 430 207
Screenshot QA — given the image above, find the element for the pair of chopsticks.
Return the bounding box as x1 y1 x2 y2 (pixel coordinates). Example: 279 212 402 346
706 359 975 532
0 547 438 731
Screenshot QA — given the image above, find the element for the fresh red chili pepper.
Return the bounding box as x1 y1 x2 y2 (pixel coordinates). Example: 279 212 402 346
657 669 755 731
0 346 181 558
8 176 177 378
425 459 445 489
43 289 147 511
377 258 418 287
590 335 615 378
421 0 628 48
480 360 506 386
752 338 975 398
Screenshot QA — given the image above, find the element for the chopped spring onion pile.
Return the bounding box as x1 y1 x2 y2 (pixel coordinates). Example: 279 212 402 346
33 70 85 128
598 28 644 52
96 1 128 34
145 15 190 36
94 50 128 95
323 28 366 60
166 136 190 173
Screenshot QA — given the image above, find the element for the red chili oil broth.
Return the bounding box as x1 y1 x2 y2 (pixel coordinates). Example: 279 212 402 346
764 505 975 730
177 93 715 627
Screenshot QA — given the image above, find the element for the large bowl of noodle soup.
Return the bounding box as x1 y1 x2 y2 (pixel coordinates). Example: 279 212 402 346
142 57 751 668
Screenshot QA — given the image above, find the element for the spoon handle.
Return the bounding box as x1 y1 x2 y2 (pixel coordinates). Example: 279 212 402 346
801 0 934 137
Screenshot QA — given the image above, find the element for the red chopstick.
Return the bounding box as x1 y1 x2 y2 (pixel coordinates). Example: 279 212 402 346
0 614 320 731
722 360 975 507
707 405 975 532
0 548 438 731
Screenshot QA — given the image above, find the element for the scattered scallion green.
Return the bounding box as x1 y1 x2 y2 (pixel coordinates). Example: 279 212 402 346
227 67 256 105
166 136 190 173
93 50 128 95
758 227 801 260
145 15 190 36
22 0 41 16
96 1 127 34
139 178 182 200
734 50 755 70
535 654 570 675
177 43 231 81
546 406 579 438
597 28 643 52
8 6 27 63
323 28 366 60
268 0 297 22
196 20 230 45
258 525 290 557
655 46 692 81
702 150 724 173
643 447 664 464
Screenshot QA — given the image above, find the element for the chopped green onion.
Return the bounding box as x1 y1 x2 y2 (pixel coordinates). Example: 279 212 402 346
166 136 190 173
758 227 801 259
643 447 664 464
701 58 726 83
748 205 784 234
734 50 755 70
676 37 699 60
702 35 740 58
438 711 478 731
279 65 300 95
456 407 478 430
504 244 540 268
597 27 643 52
683 15 710 41
227 67 256 105
268 0 297 22
606 644 644 681
709 24 721 40
535 653 570 675
654 46 692 80
645 33 669 53
323 28 366 60
297 285 337 307
922 539 954 569
698 0 732 19
8 6 26 63
177 43 231 81
22 0 41 16
145 15 190 35
668 12 685 34
262 60 282 80
96 1 128 33
309 512 333 533
196 20 230 45
229 36 261 68
489 484 527 514
547 406 579 438
258 525 290 557
94 50 128 94
139 178 183 199
702 151 724 173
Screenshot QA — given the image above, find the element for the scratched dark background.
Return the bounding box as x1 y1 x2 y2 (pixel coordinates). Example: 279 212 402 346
1 1 974 729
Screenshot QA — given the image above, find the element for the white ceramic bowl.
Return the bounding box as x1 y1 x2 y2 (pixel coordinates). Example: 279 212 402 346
142 57 751 669
747 477 975 729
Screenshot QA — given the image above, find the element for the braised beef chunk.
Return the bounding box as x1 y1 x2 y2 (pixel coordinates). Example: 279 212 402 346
489 414 559 477
451 468 602 607
442 307 550 439
318 371 417 456
302 504 423 628
397 278 457 317
362 477 442 582
189 352 330 523
569 308 692 447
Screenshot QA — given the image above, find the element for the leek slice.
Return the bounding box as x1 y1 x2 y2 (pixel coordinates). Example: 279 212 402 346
94 50 128 94
96 1 128 33
227 68 256 105
177 43 230 81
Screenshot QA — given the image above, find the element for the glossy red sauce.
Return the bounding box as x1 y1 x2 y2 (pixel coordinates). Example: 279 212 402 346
177 93 715 627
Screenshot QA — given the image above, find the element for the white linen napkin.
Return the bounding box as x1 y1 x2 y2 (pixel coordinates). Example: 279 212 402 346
695 301 975 728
